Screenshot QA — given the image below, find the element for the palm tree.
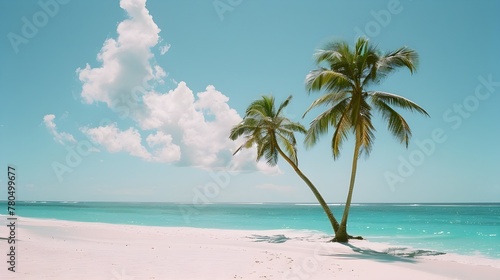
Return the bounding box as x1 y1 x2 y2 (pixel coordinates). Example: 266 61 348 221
230 95 340 234
304 38 429 242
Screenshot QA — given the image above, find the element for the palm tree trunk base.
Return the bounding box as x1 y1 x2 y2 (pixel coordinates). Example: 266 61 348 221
329 235 364 243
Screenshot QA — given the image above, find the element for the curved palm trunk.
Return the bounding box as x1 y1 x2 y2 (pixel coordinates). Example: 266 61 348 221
334 140 361 242
275 146 340 234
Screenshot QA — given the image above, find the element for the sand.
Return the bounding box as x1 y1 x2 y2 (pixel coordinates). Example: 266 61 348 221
1 216 499 279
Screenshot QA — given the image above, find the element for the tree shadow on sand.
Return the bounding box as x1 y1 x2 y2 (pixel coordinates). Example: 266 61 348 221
247 234 290 244
321 243 444 264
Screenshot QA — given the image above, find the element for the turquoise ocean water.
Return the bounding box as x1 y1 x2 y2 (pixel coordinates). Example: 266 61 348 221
10 202 500 259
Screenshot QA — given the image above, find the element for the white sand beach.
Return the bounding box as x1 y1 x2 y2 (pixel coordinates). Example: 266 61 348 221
1 217 499 280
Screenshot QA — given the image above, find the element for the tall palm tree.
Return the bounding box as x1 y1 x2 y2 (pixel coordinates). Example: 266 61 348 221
230 95 340 234
304 38 429 242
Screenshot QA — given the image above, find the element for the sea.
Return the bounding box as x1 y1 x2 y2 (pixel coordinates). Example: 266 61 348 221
10 201 500 260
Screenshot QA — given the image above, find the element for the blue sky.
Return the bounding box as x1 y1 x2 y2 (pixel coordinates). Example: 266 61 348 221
1 0 499 203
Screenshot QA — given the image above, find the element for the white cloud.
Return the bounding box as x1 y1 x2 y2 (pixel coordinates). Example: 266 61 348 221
75 0 281 174
81 124 181 163
138 82 196 130
159 43 171 55
82 124 151 160
136 83 280 172
146 131 181 162
138 83 237 167
43 114 76 145
76 0 160 108
153 65 167 84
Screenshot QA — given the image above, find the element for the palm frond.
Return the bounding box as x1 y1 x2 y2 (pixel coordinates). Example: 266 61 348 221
229 118 259 140
372 98 413 147
305 98 351 147
356 105 375 157
276 131 299 165
246 95 275 118
233 136 256 155
376 47 419 78
314 40 349 63
281 122 306 134
229 95 306 169
330 109 352 158
369 91 429 117
262 138 279 166
276 95 292 116
306 38 427 159
303 91 350 118
305 68 352 93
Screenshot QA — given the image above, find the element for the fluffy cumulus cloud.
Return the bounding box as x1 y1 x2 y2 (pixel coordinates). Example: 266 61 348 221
136 83 250 168
76 0 162 108
71 0 278 173
81 124 180 163
43 114 76 145
146 131 181 162
81 124 150 160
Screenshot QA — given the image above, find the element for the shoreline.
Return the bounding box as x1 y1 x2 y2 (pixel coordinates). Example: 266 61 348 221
1 217 499 279
3 213 499 260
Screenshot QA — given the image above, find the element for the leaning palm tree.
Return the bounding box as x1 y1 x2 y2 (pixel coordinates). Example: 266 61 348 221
304 38 429 242
230 95 340 234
